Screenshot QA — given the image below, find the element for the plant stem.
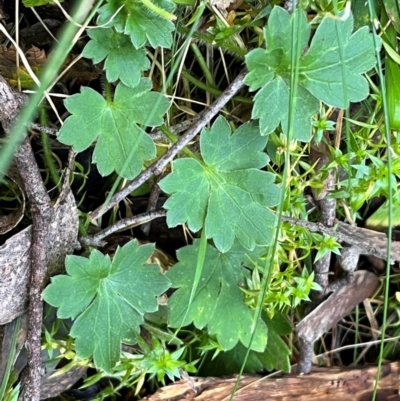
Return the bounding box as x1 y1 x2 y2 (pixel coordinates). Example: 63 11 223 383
181 70 252 104
190 43 215 88
177 27 248 57
39 108 60 188
159 124 202 161
140 0 177 20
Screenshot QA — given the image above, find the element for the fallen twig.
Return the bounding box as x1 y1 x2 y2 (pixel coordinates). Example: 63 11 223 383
281 216 400 262
0 75 51 400
90 68 248 220
80 210 167 248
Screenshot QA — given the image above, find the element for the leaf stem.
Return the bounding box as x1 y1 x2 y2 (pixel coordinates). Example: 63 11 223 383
159 124 202 162
104 78 113 104
39 108 61 188
139 0 177 21
170 229 208 342
181 70 252 104
190 43 215 88
177 27 248 57
367 1 394 399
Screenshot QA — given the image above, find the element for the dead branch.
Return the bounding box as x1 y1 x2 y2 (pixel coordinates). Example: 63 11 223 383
144 362 400 401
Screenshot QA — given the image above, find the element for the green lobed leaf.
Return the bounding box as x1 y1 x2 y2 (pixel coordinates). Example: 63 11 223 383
200 311 291 375
265 6 310 67
256 312 291 372
199 342 266 375
97 0 176 49
159 116 280 252
252 76 319 141
245 6 379 141
242 48 275 91
83 28 150 88
366 201 400 230
58 79 170 179
42 240 171 372
167 240 268 352
300 17 378 107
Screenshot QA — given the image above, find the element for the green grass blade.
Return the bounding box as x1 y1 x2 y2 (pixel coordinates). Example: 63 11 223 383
170 227 208 341
0 317 21 400
367 2 394 399
230 7 304 399
0 1 101 180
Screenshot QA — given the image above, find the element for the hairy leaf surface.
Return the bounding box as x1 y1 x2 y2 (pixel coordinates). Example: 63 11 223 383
42 240 170 372
167 240 268 352
245 6 379 141
58 79 169 179
159 116 280 252
97 0 176 48
83 28 150 88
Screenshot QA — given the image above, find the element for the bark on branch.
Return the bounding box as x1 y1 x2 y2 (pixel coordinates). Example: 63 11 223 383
0 75 53 400
144 362 400 401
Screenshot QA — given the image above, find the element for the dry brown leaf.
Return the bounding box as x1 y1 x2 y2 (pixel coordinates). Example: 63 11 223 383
0 45 45 88
210 0 236 11
0 45 45 66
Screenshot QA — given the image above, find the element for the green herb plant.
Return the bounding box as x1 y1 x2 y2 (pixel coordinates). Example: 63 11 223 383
5 0 386 398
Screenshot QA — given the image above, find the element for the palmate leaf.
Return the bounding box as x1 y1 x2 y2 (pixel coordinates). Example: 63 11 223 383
300 15 378 106
199 312 292 375
245 6 379 141
252 76 319 142
97 0 176 49
58 79 170 179
42 240 170 372
167 240 268 352
83 28 150 88
159 116 280 252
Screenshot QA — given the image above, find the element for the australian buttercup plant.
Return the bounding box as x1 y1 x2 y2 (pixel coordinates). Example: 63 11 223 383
21 0 381 395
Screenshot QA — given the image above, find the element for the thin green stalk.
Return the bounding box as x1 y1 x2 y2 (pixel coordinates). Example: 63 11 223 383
382 9 400 130
0 317 21 400
190 43 215 87
181 75 192 108
39 108 60 188
230 7 304 400
332 1 352 204
366 2 394 399
159 124 202 161
104 78 113 104
0 1 101 179
181 70 252 104
170 228 208 341
140 0 177 20
177 27 248 57
353 305 359 361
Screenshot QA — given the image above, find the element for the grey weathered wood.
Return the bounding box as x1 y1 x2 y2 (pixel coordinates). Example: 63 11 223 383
297 270 380 344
